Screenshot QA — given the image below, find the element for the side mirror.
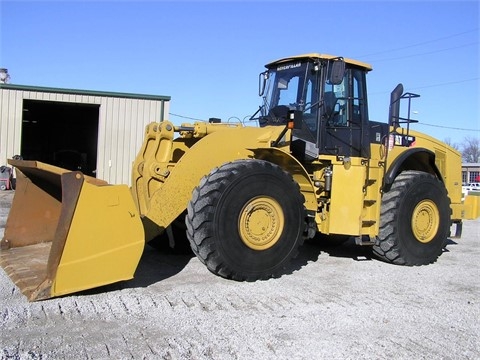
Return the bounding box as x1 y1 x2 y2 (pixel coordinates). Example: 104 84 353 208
259 71 269 96
328 58 345 85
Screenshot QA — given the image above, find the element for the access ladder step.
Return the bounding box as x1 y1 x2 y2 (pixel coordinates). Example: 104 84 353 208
354 236 376 246
363 200 376 207
362 220 376 227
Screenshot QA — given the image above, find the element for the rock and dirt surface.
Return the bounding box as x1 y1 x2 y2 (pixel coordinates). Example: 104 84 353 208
0 190 479 359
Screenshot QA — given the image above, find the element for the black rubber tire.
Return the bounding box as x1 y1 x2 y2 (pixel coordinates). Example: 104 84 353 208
373 171 451 265
186 159 305 281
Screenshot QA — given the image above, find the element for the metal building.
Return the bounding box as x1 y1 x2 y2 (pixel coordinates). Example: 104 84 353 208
462 163 480 184
0 84 170 185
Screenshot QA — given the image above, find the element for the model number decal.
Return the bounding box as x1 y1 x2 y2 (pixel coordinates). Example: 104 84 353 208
277 62 302 71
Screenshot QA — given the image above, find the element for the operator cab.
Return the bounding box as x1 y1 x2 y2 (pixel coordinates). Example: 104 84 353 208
259 54 372 161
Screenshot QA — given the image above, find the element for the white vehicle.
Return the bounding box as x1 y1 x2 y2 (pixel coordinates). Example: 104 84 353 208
462 182 480 194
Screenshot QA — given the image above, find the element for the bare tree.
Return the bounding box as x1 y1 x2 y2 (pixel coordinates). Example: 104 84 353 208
444 138 460 151
461 137 480 163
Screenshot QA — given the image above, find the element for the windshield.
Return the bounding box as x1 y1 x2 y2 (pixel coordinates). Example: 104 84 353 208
263 61 313 114
260 61 319 135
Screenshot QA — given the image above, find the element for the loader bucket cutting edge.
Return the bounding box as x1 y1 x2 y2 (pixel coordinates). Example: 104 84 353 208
0 160 145 301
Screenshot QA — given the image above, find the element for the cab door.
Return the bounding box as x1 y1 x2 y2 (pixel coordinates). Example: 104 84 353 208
321 67 370 158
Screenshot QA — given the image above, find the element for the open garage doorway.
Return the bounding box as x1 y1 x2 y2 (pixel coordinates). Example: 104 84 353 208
21 100 99 177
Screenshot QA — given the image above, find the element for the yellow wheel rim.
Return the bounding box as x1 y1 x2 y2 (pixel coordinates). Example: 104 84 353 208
411 199 440 243
238 196 285 250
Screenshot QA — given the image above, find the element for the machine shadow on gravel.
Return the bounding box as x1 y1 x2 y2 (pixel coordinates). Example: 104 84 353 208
282 234 459 277
309 237 374 261
79 237 376 298
58 233 459 299
75 246 195 297
282 237 375 276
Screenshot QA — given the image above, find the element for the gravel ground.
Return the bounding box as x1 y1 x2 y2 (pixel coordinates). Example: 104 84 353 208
0 190 479 360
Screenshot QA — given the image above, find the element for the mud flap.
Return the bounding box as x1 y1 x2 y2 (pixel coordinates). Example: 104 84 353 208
0 160 145 301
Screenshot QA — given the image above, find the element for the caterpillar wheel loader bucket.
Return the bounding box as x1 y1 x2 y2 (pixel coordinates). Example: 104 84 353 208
0 160 144 301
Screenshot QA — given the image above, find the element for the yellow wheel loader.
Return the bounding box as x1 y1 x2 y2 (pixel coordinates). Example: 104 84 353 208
1 54 479 301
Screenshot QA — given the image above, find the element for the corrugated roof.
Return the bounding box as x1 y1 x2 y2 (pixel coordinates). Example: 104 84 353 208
0 83 171 101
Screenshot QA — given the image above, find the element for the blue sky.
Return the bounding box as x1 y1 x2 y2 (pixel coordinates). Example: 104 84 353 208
1 0 478 146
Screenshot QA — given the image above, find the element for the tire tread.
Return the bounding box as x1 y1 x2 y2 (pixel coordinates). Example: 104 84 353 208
373 170 451 266
186 159 305 281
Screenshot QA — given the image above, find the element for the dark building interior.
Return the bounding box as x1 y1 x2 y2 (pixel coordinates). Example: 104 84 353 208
21 99 99 176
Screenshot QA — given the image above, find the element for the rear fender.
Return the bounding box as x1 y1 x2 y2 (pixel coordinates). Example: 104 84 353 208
384 148 440 190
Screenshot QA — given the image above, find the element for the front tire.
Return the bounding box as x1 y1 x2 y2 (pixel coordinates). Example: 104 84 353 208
186 159 305 280
373 171 451 265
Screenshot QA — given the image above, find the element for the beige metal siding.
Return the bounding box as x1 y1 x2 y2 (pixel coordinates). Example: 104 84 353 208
97 97 168 184
0 86 169 185
0 89 23 164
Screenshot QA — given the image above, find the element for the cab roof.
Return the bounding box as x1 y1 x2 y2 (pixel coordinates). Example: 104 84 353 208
265 53 373 71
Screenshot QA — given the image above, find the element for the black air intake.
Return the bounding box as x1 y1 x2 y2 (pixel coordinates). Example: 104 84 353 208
389 83 403 127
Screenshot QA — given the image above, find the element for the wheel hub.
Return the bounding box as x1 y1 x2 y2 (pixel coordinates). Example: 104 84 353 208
239 196 284 250
411 199 440 243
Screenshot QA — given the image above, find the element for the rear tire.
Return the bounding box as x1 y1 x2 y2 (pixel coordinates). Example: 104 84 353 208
373 171 451 265
186 159 305 280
